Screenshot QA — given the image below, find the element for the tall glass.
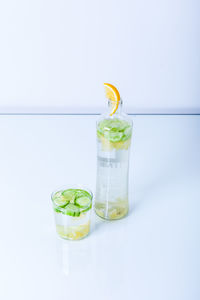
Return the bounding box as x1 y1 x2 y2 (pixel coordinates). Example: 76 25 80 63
95 99 132 220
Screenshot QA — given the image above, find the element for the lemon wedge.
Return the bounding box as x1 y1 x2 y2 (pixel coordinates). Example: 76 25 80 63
104 83 120 116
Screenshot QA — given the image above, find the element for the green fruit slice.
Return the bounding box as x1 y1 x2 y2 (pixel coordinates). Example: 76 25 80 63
54 207 62 213
53 191 69 207
75 189 92 199
75 196 91 208
64 204 80 217
97 118 132 143
62 190 76 203
104 131 123 142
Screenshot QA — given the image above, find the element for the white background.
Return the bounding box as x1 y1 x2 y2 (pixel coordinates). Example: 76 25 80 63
0 115 199 300
0 0 199 114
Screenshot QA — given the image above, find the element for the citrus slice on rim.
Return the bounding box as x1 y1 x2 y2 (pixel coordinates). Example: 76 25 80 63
104 83 120 116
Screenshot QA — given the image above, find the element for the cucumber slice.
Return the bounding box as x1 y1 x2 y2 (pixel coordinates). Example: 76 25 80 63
64 204 80 217
81 203 92 213
62 190 76 203
104 131 123 142
75 189 92 200
75 196 91 208
53 191 69 207
52 191 62 199
97 118 131 143
54 207 62 213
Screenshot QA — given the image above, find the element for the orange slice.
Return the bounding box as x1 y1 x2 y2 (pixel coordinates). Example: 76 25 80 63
104 83 120 116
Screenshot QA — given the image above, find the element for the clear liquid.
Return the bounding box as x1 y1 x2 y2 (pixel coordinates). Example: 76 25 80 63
95 139 130 220
54 210 91 240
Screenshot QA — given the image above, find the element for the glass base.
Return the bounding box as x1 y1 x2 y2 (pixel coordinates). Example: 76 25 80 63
95 207 128 221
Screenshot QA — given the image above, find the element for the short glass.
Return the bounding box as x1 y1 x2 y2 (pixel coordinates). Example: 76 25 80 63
51 186 93 240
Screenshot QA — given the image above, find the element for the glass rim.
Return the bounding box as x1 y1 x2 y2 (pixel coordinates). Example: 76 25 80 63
51 185 93 214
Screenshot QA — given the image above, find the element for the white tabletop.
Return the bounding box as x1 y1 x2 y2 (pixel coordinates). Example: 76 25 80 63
0 115 199 300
